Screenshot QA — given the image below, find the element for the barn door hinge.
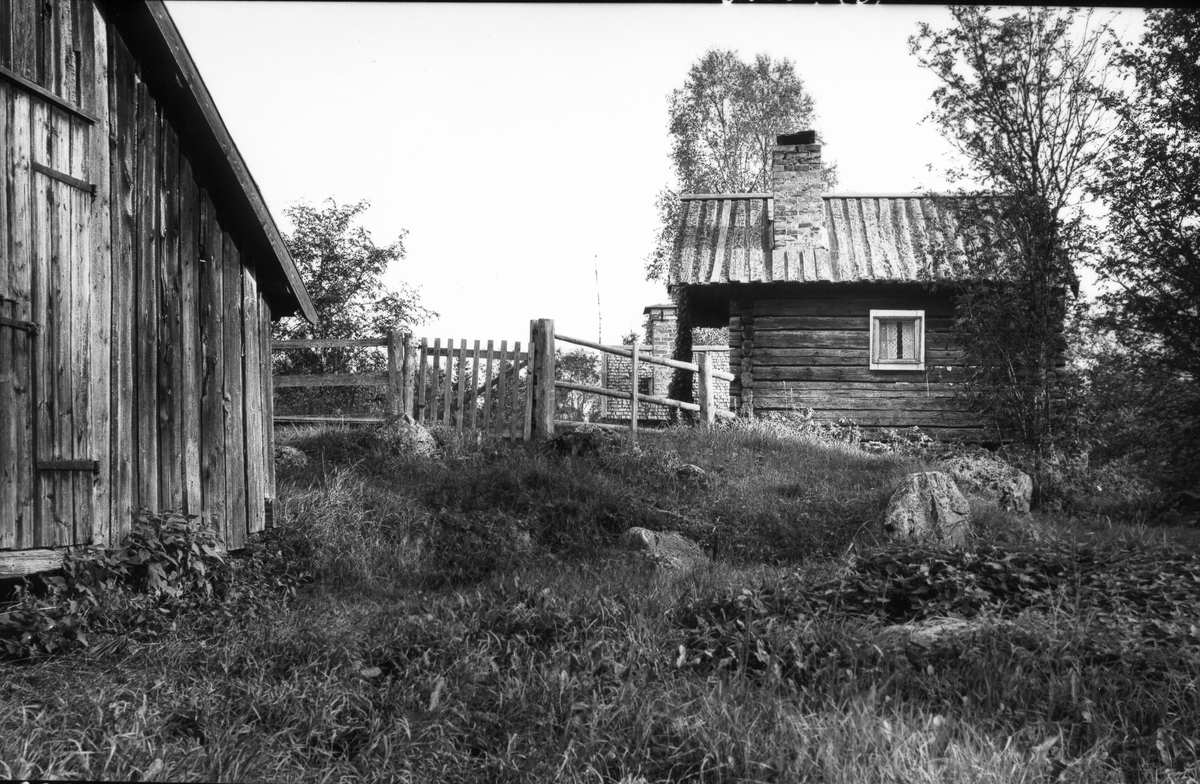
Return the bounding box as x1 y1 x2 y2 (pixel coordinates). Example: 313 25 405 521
0 315 39 335
36 459 100 475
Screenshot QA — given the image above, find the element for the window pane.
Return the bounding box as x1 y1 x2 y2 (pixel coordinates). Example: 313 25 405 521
880 321 898 360
900 320 916 359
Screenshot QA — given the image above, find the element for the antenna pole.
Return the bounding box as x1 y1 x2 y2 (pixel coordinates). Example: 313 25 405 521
594 254 602 343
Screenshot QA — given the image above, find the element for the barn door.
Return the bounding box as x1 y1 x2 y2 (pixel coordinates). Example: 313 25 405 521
1 89 95 549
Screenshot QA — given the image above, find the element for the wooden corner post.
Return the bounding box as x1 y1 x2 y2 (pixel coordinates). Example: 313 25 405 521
386 329 402 417
399 332 415 418
697 351 714 426
530 319 556 440
630 342 639 440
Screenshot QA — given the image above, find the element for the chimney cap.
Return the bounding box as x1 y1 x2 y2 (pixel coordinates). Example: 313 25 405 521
776 130 817 146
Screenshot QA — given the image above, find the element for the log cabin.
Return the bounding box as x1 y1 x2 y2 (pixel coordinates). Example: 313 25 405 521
1 0 316 577
670 130 986 440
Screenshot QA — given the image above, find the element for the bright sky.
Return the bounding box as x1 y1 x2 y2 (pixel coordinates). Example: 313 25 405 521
167 3 1144 345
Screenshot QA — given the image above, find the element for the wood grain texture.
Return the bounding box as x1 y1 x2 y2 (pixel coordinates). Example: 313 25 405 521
242 258 264 535
454 338 467 429
198 192 226 543
468 339 481 430
86 6 109 546
108 35 135 543
158 120 182 511
221 233 246 551
481 339 493 432
494 340 506 437
260 301 274 507
416 337 427 422
69 114 91 543
178 155 202 515
427 338 440 424
440 339 453 426
134 81 158 513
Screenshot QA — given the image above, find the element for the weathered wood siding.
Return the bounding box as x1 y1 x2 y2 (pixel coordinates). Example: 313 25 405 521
1 0 276 552
728 283 985 440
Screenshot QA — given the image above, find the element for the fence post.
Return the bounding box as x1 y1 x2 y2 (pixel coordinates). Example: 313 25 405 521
387 329 402 417
400 332 415 419
530 318 556 440
630 342 639 440
697 351 714 427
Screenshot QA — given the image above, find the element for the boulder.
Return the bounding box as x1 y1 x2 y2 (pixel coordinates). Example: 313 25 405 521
378 419 437 458
274 445 308 470
618 527 708 571
549 424 624 456
884 472 972 546
939 453 1033 514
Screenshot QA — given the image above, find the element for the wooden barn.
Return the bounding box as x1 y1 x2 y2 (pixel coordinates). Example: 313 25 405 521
1 0 316 576
670 131 984 440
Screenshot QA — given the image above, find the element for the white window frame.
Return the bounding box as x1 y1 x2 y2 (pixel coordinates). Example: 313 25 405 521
869 310 925 371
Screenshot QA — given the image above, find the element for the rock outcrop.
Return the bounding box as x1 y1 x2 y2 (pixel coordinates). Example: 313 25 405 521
618 527 709 571
884 471 972 546
939 453 1033 514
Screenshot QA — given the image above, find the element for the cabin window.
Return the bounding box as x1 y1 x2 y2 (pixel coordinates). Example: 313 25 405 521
869 310 925 371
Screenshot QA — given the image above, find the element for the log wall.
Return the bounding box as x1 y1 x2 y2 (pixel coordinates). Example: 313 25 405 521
1 0 276 554
728 283 986 440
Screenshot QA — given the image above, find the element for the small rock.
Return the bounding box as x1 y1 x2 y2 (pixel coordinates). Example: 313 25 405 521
939 453 1033 514
377 419 437 458
884 471 972 546
618 526 708 571
274 444 308 469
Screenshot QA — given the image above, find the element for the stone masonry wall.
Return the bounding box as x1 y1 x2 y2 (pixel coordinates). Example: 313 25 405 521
599 347 730 423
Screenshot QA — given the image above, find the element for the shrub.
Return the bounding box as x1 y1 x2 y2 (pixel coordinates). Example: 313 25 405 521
0 510 231 660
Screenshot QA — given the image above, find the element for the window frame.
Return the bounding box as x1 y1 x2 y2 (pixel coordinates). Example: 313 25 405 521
869 309 925 371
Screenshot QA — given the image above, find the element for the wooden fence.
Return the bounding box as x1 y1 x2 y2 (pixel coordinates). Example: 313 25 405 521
550 321 736 437
270 319 736 440
271 329 533 439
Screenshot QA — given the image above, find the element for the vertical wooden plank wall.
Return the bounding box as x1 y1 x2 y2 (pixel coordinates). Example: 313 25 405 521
133 79 158 513
178 156 201 517
108 27 136 545
86 0 111 548
158 122 182 511
198 192 226 538
1 0 278 551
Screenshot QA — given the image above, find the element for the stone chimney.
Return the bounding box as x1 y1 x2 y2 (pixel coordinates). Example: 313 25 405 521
771 130 827 253
643 304 677 358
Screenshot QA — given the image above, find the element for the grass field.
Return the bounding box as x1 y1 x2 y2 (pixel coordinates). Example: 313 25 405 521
2 421 1198 782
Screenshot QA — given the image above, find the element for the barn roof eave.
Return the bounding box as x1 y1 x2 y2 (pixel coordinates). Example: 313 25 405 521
105 1 317 323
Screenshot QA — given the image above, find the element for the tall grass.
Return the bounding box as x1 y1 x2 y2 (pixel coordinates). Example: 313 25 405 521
3 421 1197 782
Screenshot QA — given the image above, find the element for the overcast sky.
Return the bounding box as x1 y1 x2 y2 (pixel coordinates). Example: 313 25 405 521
167 2 1145 345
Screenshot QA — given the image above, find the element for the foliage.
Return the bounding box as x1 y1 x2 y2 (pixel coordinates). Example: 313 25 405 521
554 348 600 422
928 195 1089 448
273 199 435 416
1074 332 1200 495
1092 9 1200 386
6 425 1200 781
0 512 231 660
911 8 1117 452
646 49 836 283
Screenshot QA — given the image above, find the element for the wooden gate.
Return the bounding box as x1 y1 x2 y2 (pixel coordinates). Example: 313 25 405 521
272 330 538 441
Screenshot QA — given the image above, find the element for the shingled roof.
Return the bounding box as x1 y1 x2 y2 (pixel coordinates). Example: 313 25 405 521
670 193 972 287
